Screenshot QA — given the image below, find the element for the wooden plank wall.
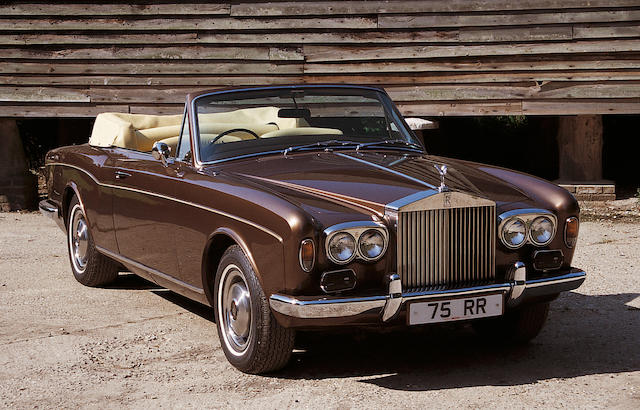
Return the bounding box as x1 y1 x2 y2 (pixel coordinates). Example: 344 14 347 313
0 0 639 117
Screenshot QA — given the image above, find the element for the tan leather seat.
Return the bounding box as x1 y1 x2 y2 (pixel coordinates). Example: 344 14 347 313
88 107 343 153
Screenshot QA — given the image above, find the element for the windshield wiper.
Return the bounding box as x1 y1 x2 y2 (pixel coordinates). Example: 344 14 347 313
356 139 424 152
283 139 360 156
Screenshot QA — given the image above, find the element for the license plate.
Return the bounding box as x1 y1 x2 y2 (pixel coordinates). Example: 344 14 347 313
408 293 503 325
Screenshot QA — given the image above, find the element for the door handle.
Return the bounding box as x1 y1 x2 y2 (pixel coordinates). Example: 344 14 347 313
115 170 132 180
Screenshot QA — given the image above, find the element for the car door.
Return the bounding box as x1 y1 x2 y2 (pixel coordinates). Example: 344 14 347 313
110 147 184 278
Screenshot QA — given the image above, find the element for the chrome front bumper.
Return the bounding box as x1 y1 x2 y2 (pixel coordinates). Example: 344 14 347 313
269 264 586 321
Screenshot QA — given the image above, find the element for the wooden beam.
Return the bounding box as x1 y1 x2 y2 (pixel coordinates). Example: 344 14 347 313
0 3 230 16
557 115 603 180
303 40 640 62
0 16 377 31
230 0 640 16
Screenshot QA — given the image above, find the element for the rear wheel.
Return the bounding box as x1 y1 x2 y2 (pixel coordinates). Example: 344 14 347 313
472 301 550 344
214 245 295 374
67 196 118 287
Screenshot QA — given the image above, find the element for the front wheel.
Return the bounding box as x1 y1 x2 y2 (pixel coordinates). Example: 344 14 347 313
472 301 550 344
214 245 295 374
67 196 118 287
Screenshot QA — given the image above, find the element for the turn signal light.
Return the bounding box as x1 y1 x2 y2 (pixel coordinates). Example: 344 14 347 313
299 239 315 272
564 217 579 248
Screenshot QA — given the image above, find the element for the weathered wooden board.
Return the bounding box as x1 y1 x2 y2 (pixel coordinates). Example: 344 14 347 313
0 17 377 31
379 10 640 29
0 87 89 103
1 46 303 61
0 1 639 117
0 62 304 75
522 100 640 115
0 31 460 45
387 83 640 101
398 100 640 116
397 101 525 116
304 58 640 73
304 40 640 62
5 71 640 87
0 104 126 117
0 3 230 16
459 26 573 42
230 0 640 16
0 75 306 87
573 23 640 39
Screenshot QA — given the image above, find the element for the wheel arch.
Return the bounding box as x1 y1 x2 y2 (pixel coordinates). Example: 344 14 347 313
201 227 262 307
61 182 83 230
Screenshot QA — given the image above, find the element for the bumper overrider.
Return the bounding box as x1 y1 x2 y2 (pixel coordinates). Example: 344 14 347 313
269 263 586 322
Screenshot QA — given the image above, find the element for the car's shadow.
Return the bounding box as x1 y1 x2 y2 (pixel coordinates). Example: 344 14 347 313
111 274 640 390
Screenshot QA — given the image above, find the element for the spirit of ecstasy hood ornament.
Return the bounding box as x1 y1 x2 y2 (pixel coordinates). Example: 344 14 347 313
434 164 449 193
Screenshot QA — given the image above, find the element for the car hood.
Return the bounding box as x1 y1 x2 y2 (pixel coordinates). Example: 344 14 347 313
210 151 551 220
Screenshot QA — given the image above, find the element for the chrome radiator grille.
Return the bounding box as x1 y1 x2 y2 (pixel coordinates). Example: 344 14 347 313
397 206 496 291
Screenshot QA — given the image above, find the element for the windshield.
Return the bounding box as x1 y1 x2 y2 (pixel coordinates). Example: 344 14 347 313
192 86 423 163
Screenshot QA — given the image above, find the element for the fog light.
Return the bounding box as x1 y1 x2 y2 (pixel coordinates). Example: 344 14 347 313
320 269 356 293
299 239 315 272
564 217 579 248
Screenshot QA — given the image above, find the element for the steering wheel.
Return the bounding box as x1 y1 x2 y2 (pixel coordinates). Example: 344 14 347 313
209 128 259 145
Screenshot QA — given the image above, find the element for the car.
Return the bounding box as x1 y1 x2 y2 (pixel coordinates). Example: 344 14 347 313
40 85 586 374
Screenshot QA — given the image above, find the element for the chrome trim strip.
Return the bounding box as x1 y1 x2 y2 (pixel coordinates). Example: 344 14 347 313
401 284 511 300
335 152 438 190
47 162 283 242
385 190 438 212
96 245 205 295
525 271 586 288
38 199 58 219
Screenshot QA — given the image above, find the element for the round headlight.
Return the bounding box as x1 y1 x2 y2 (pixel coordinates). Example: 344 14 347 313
328 232 356 263
502 218 527 248
530 216 554 245
358 229 385 260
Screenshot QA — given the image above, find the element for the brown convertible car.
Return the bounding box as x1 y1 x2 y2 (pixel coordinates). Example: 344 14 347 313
40 85 585 373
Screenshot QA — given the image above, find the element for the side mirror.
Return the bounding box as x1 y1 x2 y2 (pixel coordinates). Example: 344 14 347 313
152 142 171 167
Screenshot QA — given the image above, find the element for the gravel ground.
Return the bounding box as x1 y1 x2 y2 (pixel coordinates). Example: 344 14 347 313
0 212 638 409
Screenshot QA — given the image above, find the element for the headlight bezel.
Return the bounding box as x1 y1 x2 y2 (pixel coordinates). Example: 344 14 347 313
324 221 389 265
498 209 557 249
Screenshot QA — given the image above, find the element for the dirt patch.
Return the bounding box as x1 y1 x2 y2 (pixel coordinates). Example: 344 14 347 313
1 212 638 408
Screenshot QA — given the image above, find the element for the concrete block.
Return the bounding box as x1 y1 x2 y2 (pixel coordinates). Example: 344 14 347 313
576 185 603 194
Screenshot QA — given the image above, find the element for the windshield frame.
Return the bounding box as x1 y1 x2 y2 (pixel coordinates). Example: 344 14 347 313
189 85 425 167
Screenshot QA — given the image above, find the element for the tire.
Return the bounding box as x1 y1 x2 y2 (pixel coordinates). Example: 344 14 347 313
66 195 119 287
472 301 550 344
214 245 295 374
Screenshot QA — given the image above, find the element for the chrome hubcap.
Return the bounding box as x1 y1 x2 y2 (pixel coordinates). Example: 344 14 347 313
69 205 89 272
219 265 252 354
